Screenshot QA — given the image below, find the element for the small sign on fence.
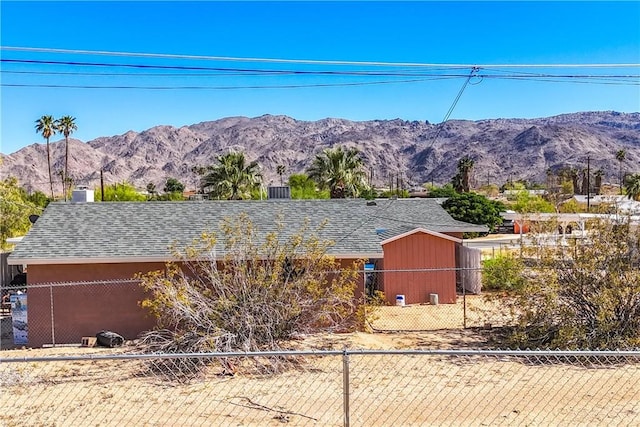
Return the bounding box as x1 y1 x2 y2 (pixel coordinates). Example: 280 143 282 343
10 293 28 345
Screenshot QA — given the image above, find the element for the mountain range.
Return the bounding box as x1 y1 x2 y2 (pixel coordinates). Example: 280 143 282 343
1 111 638 194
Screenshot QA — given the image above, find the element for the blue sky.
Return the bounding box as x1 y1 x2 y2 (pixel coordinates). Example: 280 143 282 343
1 1 639 154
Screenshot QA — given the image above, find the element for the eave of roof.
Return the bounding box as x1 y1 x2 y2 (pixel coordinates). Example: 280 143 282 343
8 252 383 266
380 227 463 245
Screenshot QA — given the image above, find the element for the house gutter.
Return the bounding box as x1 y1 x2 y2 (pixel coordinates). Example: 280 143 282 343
7 252 383 266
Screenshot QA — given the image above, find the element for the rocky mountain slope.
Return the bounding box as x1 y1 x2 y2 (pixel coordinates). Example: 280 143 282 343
2 111 639 194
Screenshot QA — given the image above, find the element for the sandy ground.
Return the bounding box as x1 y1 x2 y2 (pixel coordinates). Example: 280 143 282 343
368 294 511 331
1 331 639 426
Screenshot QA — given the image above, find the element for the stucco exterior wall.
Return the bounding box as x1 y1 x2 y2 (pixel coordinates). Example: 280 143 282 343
25 263 165 347
24 258 367 348
382 233 457 304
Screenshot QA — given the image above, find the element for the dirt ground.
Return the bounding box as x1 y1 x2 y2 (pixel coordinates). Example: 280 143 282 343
0 294 637 426
1 331 638 426
368 294 511 331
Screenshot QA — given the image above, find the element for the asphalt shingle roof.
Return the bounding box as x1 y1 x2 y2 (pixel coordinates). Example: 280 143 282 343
8 198 488 264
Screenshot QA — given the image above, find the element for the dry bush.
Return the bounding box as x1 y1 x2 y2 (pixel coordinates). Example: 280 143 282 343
136 214 363 369
502 217 640 350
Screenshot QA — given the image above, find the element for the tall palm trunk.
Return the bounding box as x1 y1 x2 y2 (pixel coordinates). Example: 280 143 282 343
619 161 623 195
46 137 54 199
64 135 69 201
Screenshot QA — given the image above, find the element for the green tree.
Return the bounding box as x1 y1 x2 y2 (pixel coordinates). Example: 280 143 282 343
0 178 40 249
55 115 77 200
510 191 555 213
379 189 410 198
425 183 457 198
288 173 328 199
451 156 475 193
558 198 582 213
504 218 640 349
26 191 51 209
624 173 640 201
163 177 185 194
157 191 186 201
96 182 146 201
201 152 262 200
307 146 368 198
616 149 626 195
441 192 506 234
35 115 57 199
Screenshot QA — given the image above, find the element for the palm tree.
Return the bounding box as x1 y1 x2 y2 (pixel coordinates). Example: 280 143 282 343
594 169 604 195
624 173 640 201
457 156 475 193
307 146 367 198
568 167 579 195
35 115 57 199
615 149 626 195
55 116 77 200
146 182 157 200
276 165 286 186
201 151 262 200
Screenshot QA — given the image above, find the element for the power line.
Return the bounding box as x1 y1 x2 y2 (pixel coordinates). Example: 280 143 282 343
2 68 637 81
423 67 480 186
0 60 475 76
2 58 468 75
2 60 636 87
1 77 461 90
2 46 639 68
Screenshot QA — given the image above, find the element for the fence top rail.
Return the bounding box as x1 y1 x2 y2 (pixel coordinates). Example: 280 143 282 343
5 266 488 289
2 348 640 363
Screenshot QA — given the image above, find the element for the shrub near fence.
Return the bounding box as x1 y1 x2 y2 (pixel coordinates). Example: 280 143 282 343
1 267 506 349
0 349 639 426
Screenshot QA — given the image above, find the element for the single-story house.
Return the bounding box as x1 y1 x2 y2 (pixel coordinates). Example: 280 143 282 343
569 195 640 215
8 198 487 347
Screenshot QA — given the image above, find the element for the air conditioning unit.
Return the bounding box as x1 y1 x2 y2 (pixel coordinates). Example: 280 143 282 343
72 188 95 203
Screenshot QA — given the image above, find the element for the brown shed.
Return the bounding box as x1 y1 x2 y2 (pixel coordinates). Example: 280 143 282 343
381 228 460 304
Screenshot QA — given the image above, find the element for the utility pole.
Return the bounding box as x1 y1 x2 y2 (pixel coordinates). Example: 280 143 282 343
100 169 105 202
586 156 591 212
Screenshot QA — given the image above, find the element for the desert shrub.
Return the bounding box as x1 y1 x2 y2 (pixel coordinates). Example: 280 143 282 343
137 214 363 362
503 217 640 350
358 290 386 331
481 254 525 292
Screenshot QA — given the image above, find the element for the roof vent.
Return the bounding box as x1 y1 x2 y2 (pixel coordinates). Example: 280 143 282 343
366 201 377 206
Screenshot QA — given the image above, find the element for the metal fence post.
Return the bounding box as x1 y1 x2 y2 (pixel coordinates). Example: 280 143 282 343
343 350 350 427
462 268 467 329
49 284 55 346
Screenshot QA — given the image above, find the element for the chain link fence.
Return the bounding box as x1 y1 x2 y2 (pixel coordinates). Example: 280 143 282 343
364 267 503 332
1 349 639 426
1 279 151 349
0 267 505 348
